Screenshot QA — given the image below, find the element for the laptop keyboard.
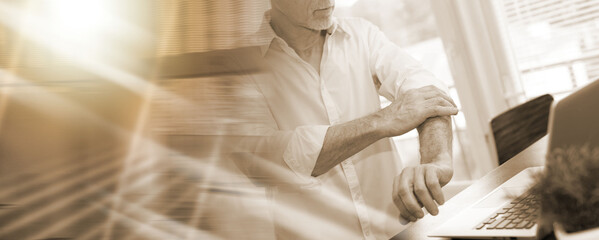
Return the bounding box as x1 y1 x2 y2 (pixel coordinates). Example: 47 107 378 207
475 192 538 230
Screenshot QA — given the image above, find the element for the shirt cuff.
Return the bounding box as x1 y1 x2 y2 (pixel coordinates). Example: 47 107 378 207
282 125 329 187
397 71 450 96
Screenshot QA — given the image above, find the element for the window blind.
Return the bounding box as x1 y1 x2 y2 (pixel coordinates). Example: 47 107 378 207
157 0 269 56
153 1 272 136
499 0 599 98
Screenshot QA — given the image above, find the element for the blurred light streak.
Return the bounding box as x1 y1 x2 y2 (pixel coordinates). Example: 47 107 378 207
0 1 150 94
95 201 193 240
0 0 31 130
155 137 392 237
24 169 154 240
93 158 229 239
0 41 235 240
0 69 130 138
101 196 223 240
99 17 194 236
11 141 206 239
26 158 197 240
0 70 149 238
106 151 354 239
182 128 226 240
231 152 402 230
0 148 121 206
102 67 157 240
0 69 222 238
0 148 120 209
162 149 396 238
110 182 205 240
0 153 139 235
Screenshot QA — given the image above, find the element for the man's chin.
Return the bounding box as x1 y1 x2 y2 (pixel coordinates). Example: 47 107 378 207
304 19 333 31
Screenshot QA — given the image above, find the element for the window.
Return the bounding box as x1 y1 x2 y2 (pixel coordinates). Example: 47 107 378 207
422 0 599 178
498 0 599 101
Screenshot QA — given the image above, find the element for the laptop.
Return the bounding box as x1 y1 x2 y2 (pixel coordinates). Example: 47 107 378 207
429 79 599 239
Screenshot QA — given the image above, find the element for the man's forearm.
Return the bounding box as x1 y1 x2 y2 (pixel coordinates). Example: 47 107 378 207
311 114 384 177
417 116 453 182
393 116 454 220
312 86 458 177
417 116 453 163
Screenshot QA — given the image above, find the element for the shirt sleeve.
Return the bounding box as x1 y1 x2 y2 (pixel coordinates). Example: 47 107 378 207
364 19 449 101
229 68 329 191
232 125 328 190
282 125 328 185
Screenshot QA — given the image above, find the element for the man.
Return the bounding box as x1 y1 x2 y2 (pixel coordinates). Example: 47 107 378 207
240 0 458 238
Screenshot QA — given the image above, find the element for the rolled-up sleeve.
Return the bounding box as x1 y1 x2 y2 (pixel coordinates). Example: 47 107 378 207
232 125 328 189
282 125 328 185
364 20 448 101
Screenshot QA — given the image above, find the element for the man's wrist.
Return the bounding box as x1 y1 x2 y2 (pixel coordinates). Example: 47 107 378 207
368 112 393 139
425 152 452 166
423 152 454 186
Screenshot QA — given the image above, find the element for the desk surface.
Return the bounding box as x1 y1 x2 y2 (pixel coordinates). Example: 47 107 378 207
391 137 548 240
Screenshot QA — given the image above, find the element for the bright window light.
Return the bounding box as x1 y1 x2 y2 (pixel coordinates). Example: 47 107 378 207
47 0 110 41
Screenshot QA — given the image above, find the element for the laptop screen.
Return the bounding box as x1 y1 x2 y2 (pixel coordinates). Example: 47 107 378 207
547 79 599 151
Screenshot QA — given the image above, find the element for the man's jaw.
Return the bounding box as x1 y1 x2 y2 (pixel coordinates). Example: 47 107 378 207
304 9 334 31
303 17 333 31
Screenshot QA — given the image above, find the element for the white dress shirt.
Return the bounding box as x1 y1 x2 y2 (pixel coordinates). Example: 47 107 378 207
239 11 448 240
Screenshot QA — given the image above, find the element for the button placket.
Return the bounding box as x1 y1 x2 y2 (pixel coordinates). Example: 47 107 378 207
320 35 342 125
320 83 340 124
321 33 373 239
341 159 374 240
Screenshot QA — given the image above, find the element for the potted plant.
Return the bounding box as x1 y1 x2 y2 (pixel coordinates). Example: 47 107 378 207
532 145 599 239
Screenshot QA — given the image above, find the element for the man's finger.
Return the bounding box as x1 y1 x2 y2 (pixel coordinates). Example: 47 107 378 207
433 91 457 108
398 170 424 218
428 106 458 117
419 86 457 107
391 172 414 221
401 213 417 222
425 168 445 205
425 97 454 109
393 175 417 221
397 196 417 222
414 167 439 215
397 168 424 218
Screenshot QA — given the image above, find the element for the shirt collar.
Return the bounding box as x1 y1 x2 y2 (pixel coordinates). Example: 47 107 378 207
255 10 350 56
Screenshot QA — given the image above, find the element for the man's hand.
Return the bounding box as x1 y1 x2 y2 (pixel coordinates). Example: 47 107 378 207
374 86 458 138
392 154 453 222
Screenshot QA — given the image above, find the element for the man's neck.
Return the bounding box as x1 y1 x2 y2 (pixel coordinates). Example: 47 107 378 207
270 9 325 55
